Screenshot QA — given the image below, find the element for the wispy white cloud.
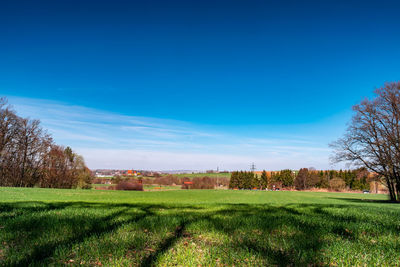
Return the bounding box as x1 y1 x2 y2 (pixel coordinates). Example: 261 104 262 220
77 148 330 171
7 96 343 170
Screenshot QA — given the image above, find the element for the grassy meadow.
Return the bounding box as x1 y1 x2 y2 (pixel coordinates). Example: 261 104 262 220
0 188 399 266
163 172 231 179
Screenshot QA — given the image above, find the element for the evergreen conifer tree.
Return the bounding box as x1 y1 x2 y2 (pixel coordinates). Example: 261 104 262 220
260 170 268 190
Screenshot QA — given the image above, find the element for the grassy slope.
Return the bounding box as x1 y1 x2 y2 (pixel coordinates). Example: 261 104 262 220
0 188 399 266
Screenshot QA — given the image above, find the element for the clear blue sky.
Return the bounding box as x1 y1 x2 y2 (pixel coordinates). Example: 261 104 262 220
1 0 400 170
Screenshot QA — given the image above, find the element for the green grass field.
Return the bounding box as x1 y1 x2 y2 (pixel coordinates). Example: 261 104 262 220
162 172 231 178
0 188 399 266
143 185 181 191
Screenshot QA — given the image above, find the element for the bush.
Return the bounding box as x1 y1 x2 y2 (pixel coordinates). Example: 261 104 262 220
216 177 230 187
269 181 282 190
92 178 104 184
192 177 215 189
112 175 123 184
181 176 216 189
115 181 143 191
329 177 346 191
154 175 180 186
141 178 154 184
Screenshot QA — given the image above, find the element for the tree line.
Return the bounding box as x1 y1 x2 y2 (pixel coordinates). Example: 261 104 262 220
229 168 372 191
0 97 92 188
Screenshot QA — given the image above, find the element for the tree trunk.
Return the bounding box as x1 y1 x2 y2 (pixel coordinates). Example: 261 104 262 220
386 176 396 201
395 182 400 202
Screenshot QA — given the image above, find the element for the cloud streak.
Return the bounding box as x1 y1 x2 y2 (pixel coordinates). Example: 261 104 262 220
8 96 342 170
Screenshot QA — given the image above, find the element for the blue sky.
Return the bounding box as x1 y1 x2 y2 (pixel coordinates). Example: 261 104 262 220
1 0 400 170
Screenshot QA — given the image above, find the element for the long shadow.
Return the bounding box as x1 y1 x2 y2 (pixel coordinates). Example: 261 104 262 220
1 202 161 266
328 197 395 204
15 209 150 266
1 201 209 266
205 205 325 265
201 202 398 264
0 201 72 221
140 220 186 267
131 204 325 265
1 201 400 266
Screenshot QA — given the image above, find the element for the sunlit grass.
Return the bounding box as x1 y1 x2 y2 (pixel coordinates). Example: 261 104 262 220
0 188 399 266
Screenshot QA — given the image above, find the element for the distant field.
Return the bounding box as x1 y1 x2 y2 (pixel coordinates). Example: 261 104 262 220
163 172 231 178
94 172 231 181
93 184 182 191
0 188 399 266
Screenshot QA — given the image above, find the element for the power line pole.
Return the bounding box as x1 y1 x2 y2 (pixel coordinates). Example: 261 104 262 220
250 163 256 172
216 166 219 188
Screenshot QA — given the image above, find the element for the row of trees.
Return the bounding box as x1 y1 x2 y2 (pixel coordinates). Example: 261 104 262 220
0 98 92 188
229 171 265 190
229 170 296 190
294 168 371 191
229 168 372 191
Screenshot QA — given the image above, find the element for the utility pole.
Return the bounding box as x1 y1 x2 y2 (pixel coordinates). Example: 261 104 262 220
216 166 219 188
250 163 256 172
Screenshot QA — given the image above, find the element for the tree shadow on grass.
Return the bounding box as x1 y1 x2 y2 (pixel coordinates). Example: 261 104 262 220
140 220 186 267
0 201 399 266
204 204 325 265
328 197 395 204
0 202 161 266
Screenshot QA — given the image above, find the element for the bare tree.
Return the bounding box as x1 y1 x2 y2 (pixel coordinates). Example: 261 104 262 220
0 98 23 186
15 118 53 187
330 82 400 201
295 168 309 190
0 97 92 189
